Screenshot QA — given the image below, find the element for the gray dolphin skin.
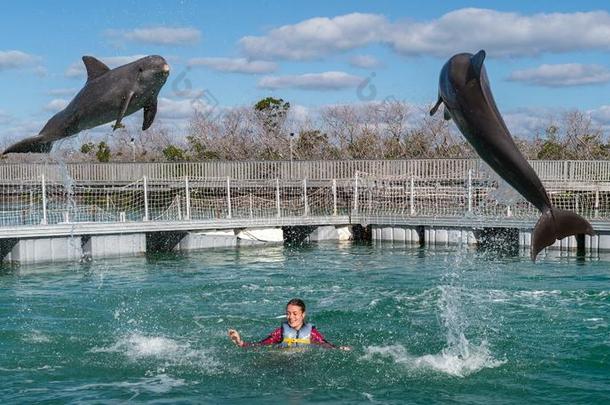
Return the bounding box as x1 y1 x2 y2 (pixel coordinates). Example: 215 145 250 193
2 55 170 154
430 49 594 261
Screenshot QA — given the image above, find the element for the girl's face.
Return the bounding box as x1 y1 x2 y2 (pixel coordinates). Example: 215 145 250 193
286 304 305 330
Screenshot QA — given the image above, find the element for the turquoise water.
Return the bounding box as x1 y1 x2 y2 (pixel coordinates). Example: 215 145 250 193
1 243 609 404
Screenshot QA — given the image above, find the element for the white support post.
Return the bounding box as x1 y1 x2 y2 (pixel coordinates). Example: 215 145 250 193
185 176 191 220
467 169 473 214
507 205 512 217
143 175 149 221
303 178 308 216
332 179 337 216
353 172 359 214
276 178 281 218
409 176 415 216
226 177 232 219
595 187 600 218
249 194 253 219
575 194 579 214
177 196 182 220
41 174 47 225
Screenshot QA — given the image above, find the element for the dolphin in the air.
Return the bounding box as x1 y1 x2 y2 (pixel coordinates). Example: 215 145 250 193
2 55 170 154
430 50 594 261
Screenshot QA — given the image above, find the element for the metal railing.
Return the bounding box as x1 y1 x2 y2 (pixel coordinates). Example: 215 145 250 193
1 170 609 231
1 159 610 183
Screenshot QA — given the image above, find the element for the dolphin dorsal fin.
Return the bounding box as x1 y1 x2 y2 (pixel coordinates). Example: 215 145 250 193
469 50 486 80
82 56 110 81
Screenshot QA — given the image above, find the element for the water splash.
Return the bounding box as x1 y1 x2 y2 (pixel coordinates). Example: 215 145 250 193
363 341 504 378
433 285 505 375
478 160 522 205
362 272 506 377
90 332 220 371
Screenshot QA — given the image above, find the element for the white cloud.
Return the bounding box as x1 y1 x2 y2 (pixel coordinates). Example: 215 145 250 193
349 54 382 69
65 55 146 78
589 105 610 131
508 64 610 87
0 50 40 70
258 71 363 90
288 104 312 123
33 66 48 77
188 57 277 74
157 97 216 120
239 9 610 60
240 13 388 60
105 26 201 46
0 119 44 148
44 98 69 112
172 88 205 99
388 8 610 58
502 107 559 138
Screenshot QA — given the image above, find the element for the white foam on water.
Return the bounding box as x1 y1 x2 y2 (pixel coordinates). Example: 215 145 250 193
362 283 505 378
362 341 505 378
517 290 561 299
362 392 377 403
584 318 608 330
90 333 220 371
368 298 381 307
22 330 52 344
64 373 186 395
0 365 61 372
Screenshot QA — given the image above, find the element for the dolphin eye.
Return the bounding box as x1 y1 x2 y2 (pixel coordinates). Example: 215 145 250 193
138 67 143 72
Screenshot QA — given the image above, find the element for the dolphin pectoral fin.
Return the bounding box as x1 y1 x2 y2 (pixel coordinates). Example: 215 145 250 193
469 50 486 80
430 96 443 116
443 107 452 121
82 56 110 82
142 99 158 130
113 92 134 131
531 208 595 261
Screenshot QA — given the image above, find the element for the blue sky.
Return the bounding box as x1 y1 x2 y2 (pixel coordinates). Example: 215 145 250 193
1 0 610 144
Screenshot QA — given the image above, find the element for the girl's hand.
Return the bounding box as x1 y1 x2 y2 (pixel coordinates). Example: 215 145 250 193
228 329 244 347
338 345 352 351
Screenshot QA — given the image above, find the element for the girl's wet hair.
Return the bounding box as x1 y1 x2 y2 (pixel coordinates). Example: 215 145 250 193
286 298 306 312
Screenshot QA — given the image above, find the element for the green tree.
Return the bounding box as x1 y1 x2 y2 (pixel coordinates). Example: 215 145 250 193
537 125 565 159
80 142 95 154
253 97 291 132
254 97 291 158
294 130 339 159
186 135 221 160
162 145 188 162
96 141 111 162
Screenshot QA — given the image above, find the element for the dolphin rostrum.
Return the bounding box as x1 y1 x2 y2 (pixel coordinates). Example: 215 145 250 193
430 50 594 261
2 55 170 154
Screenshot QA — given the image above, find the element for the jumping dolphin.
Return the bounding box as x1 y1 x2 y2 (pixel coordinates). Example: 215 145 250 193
430 50 594 261
2 55 170 154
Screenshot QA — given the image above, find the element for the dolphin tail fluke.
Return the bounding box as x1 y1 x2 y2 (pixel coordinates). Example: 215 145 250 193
2 135 54 154
531 208 595 261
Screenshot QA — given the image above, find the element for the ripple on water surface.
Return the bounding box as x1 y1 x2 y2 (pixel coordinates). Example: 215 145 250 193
0 244 609 403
